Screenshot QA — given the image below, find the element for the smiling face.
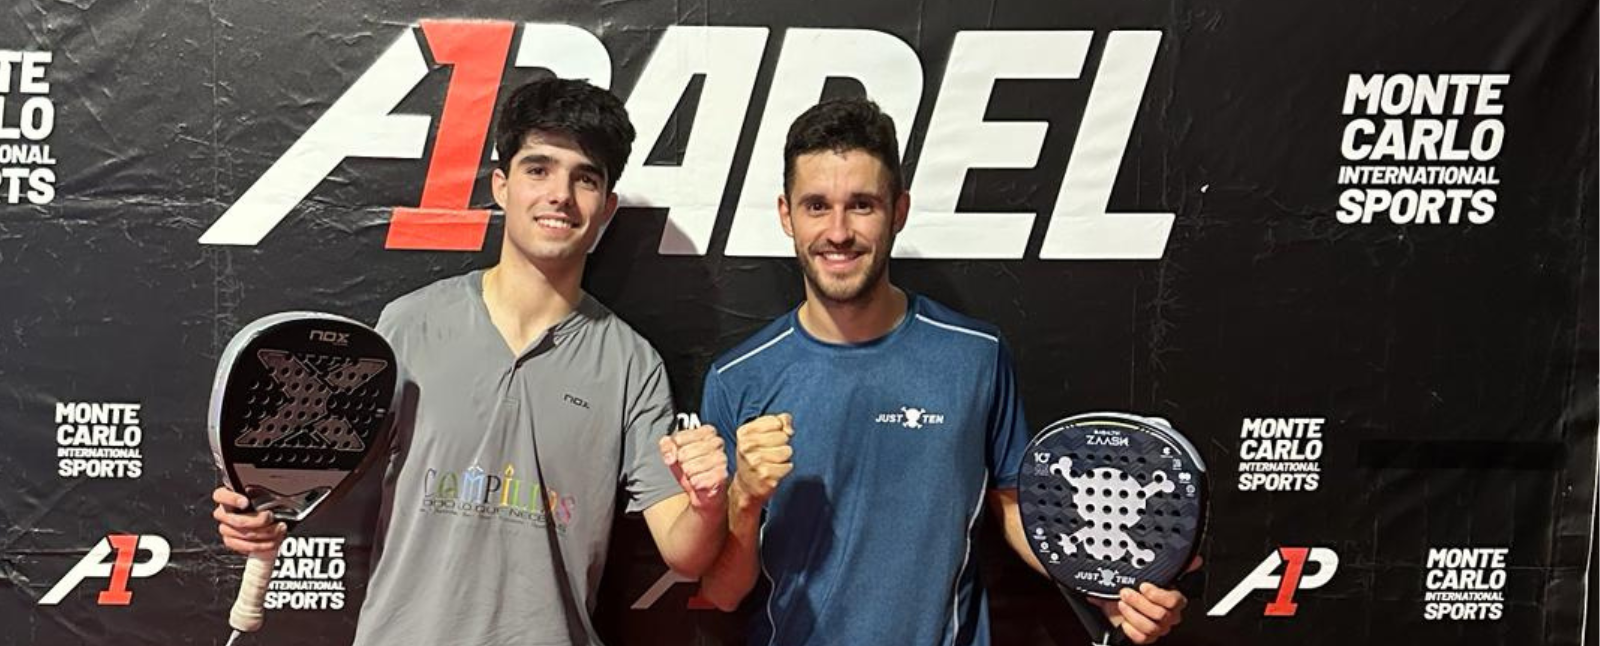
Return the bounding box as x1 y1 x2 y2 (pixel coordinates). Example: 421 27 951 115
491 129 618 268
779 148 908 305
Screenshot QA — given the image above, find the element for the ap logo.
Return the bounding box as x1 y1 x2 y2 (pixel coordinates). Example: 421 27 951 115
39 534 170 606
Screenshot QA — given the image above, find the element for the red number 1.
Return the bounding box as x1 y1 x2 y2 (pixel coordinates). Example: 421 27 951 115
387 20 514 250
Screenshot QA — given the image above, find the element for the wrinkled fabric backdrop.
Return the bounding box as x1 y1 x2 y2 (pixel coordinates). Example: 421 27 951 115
1 0 1595 644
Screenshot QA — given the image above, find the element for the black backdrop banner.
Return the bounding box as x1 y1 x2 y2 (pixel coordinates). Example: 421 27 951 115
1 0 1595 644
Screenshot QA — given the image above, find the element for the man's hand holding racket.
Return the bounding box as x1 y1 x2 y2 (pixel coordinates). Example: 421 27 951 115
212 487 286 556
732 413 794 506
1087 556 1201 644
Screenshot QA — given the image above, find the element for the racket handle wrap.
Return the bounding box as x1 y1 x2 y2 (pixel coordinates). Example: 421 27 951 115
229 551 276 632
1064 589 1128 646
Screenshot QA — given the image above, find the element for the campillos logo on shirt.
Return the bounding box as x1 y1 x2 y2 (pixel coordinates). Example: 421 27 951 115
874 406 946 429
421 462 575 531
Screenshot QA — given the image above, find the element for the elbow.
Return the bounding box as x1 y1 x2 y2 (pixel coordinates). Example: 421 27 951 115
661 551 708 580
698 582 747 612
661 532 728 580
708 594 743 613
662 544 721 580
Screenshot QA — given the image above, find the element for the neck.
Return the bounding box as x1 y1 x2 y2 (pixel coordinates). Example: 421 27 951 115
798 279 908 344
481 252 584 353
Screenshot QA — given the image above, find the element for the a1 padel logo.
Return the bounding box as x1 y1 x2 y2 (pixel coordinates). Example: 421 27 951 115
1207 547 1340 617
875 406 945 429
631 570 717 611
39 534 170 606
201 20 1174 260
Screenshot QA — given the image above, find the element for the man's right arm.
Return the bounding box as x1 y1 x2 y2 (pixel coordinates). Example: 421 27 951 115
698 413 793 611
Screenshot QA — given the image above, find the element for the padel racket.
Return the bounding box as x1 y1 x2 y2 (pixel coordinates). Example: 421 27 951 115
207 312 399 644
1018 412 1207 645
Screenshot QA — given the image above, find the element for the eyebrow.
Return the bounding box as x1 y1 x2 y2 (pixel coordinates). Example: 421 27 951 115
515 154 608 181
515 153 555 170
797 191 885 204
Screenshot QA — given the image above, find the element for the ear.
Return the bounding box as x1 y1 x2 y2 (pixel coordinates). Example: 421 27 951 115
778 193 794 239
491 167 509 210
595 191 620 229
891 190 910 233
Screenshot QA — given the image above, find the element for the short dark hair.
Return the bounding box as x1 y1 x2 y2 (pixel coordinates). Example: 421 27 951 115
494 77 636 189
783 98 904 197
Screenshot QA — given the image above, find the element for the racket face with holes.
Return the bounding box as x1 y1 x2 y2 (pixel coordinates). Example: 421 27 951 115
1018 412 1207 599
207 312 399 523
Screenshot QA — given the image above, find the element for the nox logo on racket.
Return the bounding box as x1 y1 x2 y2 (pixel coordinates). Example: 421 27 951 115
1207 547 1340 617
308 330 350 346
38 534 170 606
233 350 389 451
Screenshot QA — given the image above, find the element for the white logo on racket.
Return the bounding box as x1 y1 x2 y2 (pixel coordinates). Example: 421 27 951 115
1049 455 1175 567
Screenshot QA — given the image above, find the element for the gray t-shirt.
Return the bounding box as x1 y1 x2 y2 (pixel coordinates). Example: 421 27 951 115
351 270 681 646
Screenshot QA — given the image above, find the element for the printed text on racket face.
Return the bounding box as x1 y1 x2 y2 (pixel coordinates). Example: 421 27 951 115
308 330 350 346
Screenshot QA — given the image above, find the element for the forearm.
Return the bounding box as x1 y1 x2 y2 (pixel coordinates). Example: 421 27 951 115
656 497 728 577
989 488 1048 576
698 485 764 611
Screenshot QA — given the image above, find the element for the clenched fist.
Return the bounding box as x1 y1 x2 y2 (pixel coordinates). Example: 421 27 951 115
659 425 729 509
733 413 794 505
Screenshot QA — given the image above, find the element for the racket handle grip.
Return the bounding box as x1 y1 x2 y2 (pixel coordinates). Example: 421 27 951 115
1065 591 1128 646
229 551 276 633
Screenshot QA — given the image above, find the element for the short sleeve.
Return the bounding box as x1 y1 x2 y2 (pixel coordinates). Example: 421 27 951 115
699 368 739 469
622 361 681 513
374 303 397 340
987 339 1032 489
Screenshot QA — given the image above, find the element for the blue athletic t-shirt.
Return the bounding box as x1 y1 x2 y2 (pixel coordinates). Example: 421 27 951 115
701 293 1032 646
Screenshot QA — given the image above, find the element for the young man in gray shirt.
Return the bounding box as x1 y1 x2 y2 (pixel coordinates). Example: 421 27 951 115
210 78 730 646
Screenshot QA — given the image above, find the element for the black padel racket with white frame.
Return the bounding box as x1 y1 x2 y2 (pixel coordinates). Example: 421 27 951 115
1018 412 1207 645
207 312 399 645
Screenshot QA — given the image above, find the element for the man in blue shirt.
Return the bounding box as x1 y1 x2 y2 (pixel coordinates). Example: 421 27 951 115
698 98 1190 645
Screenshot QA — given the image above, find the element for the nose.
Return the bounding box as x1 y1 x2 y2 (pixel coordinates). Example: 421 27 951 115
820 209 853 246
545 171 574 207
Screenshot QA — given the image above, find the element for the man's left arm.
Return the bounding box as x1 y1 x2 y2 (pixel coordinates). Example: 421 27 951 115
987 488 1191 644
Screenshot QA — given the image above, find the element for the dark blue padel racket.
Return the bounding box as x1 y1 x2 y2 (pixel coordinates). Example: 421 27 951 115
1018 412 1207 645
207 312 399 644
